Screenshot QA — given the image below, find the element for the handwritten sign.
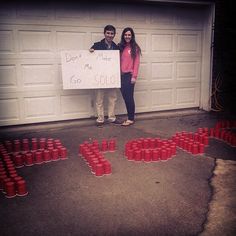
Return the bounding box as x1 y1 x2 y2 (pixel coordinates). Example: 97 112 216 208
61 50 121 89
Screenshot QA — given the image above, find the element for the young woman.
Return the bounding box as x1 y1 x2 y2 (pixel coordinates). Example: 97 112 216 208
119 27 141 126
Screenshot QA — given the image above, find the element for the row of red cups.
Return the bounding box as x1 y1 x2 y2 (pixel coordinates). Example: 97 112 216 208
1 175 28 198
0 160 28 198
11 147 68 167
172 130 208 155
79 139 116 154
210 128 236 146
124 138 177 162
79 139 116 176
3 138 62 153
215 120 236 129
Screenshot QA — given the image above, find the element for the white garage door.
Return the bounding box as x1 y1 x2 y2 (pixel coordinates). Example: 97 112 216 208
0 2 213 126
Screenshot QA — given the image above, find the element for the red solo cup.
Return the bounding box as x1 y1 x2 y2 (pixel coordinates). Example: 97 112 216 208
101 140 108 152
103 161 112 175
166 148 172 159
35 151 43 164
43 150 51 163
134 150 142 161
39 139 46 149
95 163 104 177
161 149 167 161
127 149 134 161
5 141 13 153
191 144 199 155
31 139 38 150
143 139 149 149
149 139 156 149
52 149 59 161
108 139 116 152
144 150 151 162
125 143 132 156
14 154 24 168
199 143 205 154
25 153 34 166
194 133 200 142
170 145 176 156
199 135 204 144
59 147 67 160
203 127 209 135
84 151 93 163
183 140 188 151
152 149 160 161
13 140 21 152
92 140 99 148
16 179 28 196
88 155 96 167
91 160 99 174
3 177 12 193
178 138 183 148
22 139 30 151
13 176 23 188
5 181 16 198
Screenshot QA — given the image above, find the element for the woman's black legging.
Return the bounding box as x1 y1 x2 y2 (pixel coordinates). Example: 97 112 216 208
120 73 135 121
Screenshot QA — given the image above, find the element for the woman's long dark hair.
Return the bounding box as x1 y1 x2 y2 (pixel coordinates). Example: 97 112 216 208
119 27 141 60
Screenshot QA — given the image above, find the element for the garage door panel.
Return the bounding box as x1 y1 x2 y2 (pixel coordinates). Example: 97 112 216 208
0 30 15 53
151 62 174 81
151 88 174 109
24 95 57 119
177 33 201 54
151 34 174 52
0 97 20 122
22 63 55 89
61 94 92 117
176 61 200 81
176 87 200 107
0 64 17 92
56 31 86 51
18 30 53 53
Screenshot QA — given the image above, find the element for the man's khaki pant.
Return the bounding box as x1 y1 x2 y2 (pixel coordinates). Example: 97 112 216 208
95 88 117 123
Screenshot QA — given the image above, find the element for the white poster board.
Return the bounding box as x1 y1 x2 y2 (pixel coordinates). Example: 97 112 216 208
61 50 121 89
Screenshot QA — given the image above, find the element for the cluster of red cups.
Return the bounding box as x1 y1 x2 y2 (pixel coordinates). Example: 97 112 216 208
79 139 116 177
172 128 209 155
210 120 236 146
3 138 68 168
124 137 177 162
0 144 28 198
0 137 68 198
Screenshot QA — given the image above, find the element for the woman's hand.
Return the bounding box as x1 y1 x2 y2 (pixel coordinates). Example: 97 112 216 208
131 78 136 84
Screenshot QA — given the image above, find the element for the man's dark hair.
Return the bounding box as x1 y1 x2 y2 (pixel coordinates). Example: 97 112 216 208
104 25 116 34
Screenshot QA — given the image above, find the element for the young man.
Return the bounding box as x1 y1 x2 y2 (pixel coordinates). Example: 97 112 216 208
90 25 122 127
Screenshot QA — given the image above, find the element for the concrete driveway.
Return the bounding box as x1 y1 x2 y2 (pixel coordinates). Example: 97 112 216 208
0 110 235 236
